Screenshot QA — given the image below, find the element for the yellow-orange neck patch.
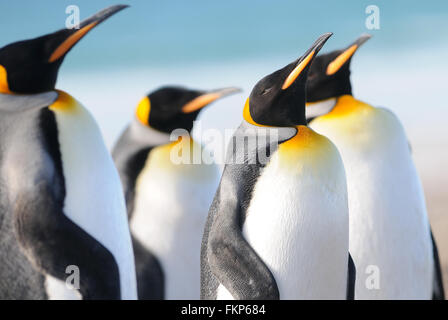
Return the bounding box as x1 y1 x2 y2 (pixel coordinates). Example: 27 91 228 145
242 98 276 128
49 90 78 112
136 96 151 126
277 125 331 169
318 95 373 120
280 125 322 150
242 98 259 126
0 65 11 94
151 135 196 165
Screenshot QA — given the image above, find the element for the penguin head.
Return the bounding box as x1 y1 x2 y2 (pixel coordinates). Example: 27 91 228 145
244 33 332 127
0 5 128 94
306 34 371 103
135 86 241 133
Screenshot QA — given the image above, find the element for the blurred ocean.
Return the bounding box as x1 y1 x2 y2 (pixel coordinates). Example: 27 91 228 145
1 0 448 289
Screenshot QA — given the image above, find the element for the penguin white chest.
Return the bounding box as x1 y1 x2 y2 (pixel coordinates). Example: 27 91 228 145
310 102 433 299
131 140 219 299
49 91 137 300
242 128 349 299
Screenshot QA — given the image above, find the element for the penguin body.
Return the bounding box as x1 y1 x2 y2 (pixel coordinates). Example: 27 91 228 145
0 93 58 300
201 34 356 300
210 123 350 300
0 6 137 299
49 91 137 299
306 35 444 299
113 86 239 299
310 96 433 299
130 136 219 299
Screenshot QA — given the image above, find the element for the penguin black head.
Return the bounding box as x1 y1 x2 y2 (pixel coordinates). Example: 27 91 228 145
135 86 241 133
306 34 371 103
0 5 128 94
244 33 332 127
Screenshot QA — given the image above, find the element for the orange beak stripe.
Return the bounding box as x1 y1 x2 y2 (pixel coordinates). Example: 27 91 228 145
282 50 315 90
48 22 98 63
326 44 358 76
182 93 222 113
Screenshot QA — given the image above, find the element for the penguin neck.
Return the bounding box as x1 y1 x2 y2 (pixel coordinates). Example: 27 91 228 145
318 94 373 120
334 94 370 112
129 119 172 147
306 97 338 120
334 94 361 109
0 91 59 113
336 94 355 103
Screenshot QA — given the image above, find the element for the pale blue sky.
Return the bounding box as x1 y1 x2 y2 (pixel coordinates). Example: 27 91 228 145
0 1 447 154
1 1 447 70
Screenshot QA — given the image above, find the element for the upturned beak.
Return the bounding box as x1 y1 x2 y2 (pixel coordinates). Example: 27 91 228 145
48 5 129 63
182 87 242 113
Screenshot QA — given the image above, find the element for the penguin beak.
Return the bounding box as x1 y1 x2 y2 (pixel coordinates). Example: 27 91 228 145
48 5 129 63
326 33 371 76
353 33 372 47
282 32 333 90
182 87 242 113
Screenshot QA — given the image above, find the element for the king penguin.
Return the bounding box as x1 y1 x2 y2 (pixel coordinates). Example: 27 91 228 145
201 33 356 300
112 86 240 299
0 5 137 300
306 34 444 299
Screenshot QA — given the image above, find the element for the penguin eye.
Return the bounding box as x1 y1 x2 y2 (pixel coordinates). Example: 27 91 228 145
261 88 272 95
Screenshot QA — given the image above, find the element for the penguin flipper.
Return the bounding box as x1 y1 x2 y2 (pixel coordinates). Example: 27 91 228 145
132 235 164 300
112 125 156 220
13 181 122 299
347 253 356 300
208 219 280 300
430 229 445 300
206 169 279 300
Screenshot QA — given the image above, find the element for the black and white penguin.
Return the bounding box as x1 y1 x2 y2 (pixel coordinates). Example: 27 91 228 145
201 33 356 300
0 5 137 300
306 34 444 299
112 86 240 299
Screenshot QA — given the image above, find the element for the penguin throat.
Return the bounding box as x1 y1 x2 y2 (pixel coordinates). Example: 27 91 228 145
130 119 172 146
243 98 305 128
306 98 337 120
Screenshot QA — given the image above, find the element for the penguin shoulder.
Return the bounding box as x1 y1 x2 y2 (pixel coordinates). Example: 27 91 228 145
0 91 58 113
311 95 376 124
375 106 406 132
140 135 219 181
276 126 344 169
113 120 172 172
310 97 410 156
49 90 85 114
260 126 346 195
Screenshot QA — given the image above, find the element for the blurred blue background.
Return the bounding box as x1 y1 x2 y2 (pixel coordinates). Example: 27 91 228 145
1 1 447 144
1 1 448 242
1 0 448 289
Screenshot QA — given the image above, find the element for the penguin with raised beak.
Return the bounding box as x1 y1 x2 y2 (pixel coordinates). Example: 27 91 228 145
0 5 137 300
201 33 356 300
306 34 444 299
113 86 240 299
